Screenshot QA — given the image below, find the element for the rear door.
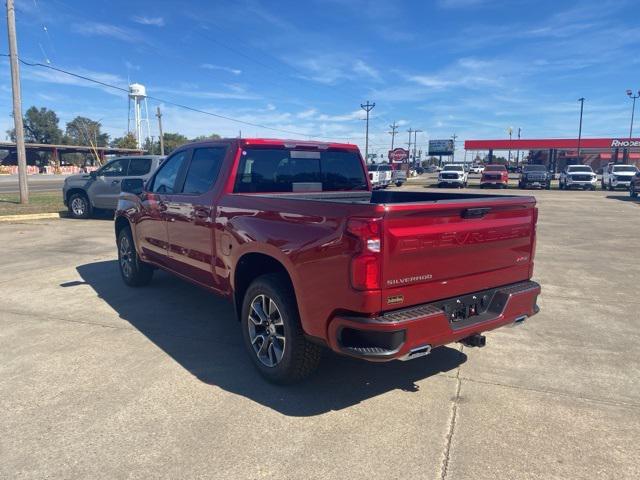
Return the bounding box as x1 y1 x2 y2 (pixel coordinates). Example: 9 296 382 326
163 145 227 288
381 197 537 308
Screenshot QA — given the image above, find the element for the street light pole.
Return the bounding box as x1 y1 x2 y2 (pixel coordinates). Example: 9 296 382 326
627 90 639 138
516 127 521 166
507 127 513 165
625 90 639 163
577 97 585 162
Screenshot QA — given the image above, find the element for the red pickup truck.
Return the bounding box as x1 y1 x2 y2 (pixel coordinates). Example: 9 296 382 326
115 138 540 383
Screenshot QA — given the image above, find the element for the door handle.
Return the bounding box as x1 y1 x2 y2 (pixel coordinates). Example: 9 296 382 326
111 180 120 184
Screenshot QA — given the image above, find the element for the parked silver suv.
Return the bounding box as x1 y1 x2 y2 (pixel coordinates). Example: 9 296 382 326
63 155 164 218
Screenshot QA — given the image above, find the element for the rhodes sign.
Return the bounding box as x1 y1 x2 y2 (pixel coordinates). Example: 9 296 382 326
428 139 454 156
388 148 410 163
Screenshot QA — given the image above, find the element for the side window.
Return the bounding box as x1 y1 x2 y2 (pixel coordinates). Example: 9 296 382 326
150 151 188 194
128 158 152 176
100 159 129 177
181 147 227 195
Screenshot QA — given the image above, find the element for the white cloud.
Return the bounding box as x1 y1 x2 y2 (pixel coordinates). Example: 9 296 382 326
72 22 147 44
200 64 242 75
131 16 165 27
353 60 381 81
297 108 317 119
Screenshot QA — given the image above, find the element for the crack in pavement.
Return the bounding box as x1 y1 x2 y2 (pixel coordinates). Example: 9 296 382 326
439 346 464 480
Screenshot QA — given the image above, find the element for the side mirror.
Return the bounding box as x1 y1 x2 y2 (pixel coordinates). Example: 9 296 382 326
89 170 97 178
121 178 144 195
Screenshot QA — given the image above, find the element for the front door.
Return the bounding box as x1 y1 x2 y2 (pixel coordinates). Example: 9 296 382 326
136 151 189 265
164 146 227 288
90 158 130 209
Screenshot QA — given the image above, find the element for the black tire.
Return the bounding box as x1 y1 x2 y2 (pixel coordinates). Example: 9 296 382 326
559 181 564 190
396 182 402 187
241 273 322 384
117 226 153 287
545 182 551 190
68 192 92 219
631 184 638 198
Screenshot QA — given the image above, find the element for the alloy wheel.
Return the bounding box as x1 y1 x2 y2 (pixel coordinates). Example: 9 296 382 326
71 197 86 216
247 294 286 367
119 235 133 279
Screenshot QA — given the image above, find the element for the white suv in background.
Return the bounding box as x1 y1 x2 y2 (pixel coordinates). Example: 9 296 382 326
559 165 597 190
438 164 468 188
601 163 638 190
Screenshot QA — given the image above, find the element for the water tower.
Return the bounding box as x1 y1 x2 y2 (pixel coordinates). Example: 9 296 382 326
127 83 151 149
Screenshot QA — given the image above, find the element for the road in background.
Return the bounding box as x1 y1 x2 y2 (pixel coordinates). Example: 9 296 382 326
0 174 69 193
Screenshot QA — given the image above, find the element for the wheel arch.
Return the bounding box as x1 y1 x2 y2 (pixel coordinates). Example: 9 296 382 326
66 187 89 203
233 252 296 323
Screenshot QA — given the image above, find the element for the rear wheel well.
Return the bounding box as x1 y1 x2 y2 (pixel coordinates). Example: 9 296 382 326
234 253 294 320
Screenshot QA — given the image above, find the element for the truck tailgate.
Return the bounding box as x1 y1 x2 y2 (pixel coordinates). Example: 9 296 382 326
382 196 536 310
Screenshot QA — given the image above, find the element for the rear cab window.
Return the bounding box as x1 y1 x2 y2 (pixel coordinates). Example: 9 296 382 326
234 148 368 193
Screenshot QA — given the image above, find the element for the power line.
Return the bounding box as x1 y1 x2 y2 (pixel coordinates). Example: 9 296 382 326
2 54 366 141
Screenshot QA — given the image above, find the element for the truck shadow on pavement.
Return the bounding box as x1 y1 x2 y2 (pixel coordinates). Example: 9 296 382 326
605 194 639 204
74 260 466 417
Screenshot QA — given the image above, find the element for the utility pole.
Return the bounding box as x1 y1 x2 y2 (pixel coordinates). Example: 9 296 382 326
6 0 28 203
451 133 458 164
407 128 414 163
413 129 423 168
360 101 375 161
156 106 164 155
577 98 585 162
388 121 398 151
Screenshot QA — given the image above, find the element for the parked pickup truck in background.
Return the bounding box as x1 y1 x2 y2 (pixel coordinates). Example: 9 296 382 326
601 163 638 191
481 164 509 188
518 164 551 190
438 164 468 188
367 163 392 189
392 168 407 187
115 138 541 383
630 171 640 198
63 155 164 218
559 165 597 190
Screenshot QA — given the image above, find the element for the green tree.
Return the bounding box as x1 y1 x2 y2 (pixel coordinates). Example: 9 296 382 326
7 106 63 144
163 132 189 154
191 133 221 142
111 132 139 149
64 116 109 146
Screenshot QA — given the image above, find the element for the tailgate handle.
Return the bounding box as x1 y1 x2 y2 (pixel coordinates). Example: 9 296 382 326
461 207 491 219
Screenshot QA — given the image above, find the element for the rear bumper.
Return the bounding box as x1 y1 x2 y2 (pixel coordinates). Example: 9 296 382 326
327 280 540 361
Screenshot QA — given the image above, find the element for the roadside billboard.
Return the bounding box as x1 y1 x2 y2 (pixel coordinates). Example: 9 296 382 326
388 148 410 163
428 139 454 156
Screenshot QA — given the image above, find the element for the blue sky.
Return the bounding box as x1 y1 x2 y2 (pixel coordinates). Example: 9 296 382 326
1 0 639 159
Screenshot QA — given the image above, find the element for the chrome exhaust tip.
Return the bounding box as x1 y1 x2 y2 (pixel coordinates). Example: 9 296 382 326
399 344 432 361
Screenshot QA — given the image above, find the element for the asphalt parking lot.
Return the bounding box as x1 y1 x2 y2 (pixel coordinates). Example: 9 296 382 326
1 186 639 479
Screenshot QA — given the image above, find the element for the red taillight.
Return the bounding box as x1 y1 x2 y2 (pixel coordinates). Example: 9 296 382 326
347 218 382 290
